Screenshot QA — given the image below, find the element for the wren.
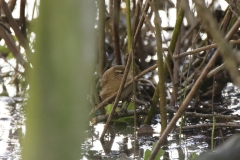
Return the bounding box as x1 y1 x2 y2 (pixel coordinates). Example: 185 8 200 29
99 65 132 101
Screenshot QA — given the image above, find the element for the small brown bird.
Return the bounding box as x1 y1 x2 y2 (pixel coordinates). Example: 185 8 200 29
99 65 132 101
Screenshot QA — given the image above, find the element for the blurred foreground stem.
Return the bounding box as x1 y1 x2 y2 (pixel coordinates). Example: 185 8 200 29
22 1 96 160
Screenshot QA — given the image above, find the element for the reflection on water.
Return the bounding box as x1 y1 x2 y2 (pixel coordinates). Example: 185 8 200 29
1 82 240 159
0 96 25 160
0 58 26 160
1 84 240 159
81 122 210 160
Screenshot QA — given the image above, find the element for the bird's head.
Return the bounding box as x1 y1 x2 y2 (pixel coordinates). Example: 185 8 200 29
113 65 125 75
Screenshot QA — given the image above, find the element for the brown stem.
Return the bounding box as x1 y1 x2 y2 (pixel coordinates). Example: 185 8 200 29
1 0 28 50
113 0 122 64
0 26 25 65
174 39 240 59
8 0 16 12
20 0 26 38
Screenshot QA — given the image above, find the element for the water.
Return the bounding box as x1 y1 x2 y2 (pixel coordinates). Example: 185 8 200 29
0 83 239 159
0 58 25 160
0 96 25 160
1 80 240 159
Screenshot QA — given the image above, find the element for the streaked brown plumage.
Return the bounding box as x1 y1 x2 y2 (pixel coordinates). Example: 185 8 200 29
100 65 132 101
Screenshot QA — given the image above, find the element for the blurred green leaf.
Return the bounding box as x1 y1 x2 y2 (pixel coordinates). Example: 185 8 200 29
13 35 18 42
127 102 134 110
144 145 164 160
105 101 135 114
105 104 121 114
0 45 14 59
0 45 10 53
6 52 14 59
105 102 135 124
113 116 134 124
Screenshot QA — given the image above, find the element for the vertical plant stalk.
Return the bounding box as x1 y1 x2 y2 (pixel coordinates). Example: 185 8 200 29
142 1 155 125
211 116 216 151
131 0 140 36
151 1 167 139
113 0 122 65
227 16 237 32
97 0 106 76
8 0 17 12
20 0 26 38
174 1 183 145
171 0 182 106
220 8 232 33
125 0 133 109
133 0 150 47
126 0 132 52
145 1 184 126
109 0 113 17
22 0 96 159
211 76 215 151
149 11 240 160
179 84 187 145
126 0 138 155
144 87 158 124
164 2 184 76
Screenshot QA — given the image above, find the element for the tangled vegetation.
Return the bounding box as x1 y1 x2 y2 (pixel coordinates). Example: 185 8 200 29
89 0 240 159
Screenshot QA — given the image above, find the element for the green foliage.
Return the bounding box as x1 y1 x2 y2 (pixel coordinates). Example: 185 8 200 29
105 103 120 113
113 116 134 124
0 45 10 53
106 102 135 124
144 143 164 160
105 102 134 114
0 45 13 59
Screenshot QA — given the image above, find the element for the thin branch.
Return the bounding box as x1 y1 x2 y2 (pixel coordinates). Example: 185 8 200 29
176 123 240 129
174 39 240 60
0 26 25 65
8 0 16 12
